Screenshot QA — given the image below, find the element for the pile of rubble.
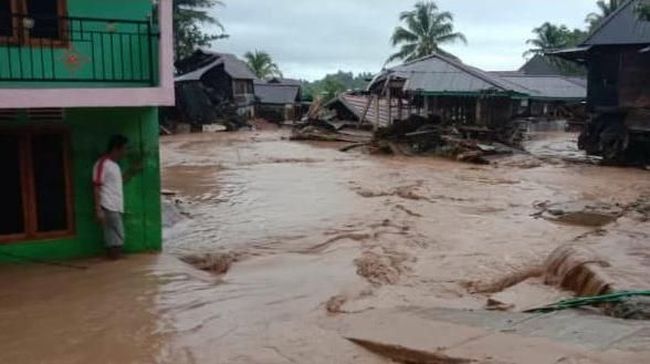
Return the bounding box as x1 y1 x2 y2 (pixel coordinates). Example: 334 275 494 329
292 102 526 164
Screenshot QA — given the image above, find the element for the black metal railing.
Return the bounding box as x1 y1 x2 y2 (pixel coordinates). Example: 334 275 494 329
0 14 158 85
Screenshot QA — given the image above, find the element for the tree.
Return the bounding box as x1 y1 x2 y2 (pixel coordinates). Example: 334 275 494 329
524 23 587 76
637 1 650 20
320 78 346 102
524 23 586 58
244 50 283 79
301 71 372 102
586 0 622 30
173 0 228 60
387 1 466 64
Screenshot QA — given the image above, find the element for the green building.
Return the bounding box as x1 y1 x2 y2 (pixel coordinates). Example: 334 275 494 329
0 0 175 261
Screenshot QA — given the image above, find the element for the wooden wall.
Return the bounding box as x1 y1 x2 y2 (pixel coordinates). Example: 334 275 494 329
619 49 650 108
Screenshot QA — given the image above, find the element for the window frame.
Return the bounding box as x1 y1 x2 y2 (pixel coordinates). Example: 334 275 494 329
0 0 69 47
233 79 252 96
0 125 75 244
0 0 21 44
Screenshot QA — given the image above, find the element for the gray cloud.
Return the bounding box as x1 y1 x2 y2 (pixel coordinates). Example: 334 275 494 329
207 0 598 80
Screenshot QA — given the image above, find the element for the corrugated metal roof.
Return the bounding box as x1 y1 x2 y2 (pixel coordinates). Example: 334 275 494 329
377 53 527 95
519 55 567 75
329 93 411 127
267 77 302 86
491 73 587 100
175 50 257 82
255 83 300 105
583 0 650 46
214 52 258 80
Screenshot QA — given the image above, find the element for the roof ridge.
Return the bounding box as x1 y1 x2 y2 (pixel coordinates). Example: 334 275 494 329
433 53 513 91
394 52 512 91
582 0 636 45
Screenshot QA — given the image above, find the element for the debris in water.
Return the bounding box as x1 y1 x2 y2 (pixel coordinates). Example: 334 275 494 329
346 338 473 364
325 295 348 315
485 297 515 312
354 249 412 286
180 252 240 275
532 201 623 227
292 108 525 165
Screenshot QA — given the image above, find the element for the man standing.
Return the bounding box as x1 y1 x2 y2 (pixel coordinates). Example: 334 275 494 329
93 135 140 260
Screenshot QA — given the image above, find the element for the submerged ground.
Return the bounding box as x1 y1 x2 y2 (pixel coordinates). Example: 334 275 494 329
1 128 648 363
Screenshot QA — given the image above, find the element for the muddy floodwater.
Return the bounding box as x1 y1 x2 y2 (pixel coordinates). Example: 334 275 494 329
1 129 649 363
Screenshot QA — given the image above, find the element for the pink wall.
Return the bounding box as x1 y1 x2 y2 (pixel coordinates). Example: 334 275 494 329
0 0 175 109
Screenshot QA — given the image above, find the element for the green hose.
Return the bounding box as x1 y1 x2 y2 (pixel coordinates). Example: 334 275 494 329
525 291 650 314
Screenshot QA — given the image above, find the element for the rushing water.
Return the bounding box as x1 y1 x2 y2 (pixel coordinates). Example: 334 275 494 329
1 129 649 363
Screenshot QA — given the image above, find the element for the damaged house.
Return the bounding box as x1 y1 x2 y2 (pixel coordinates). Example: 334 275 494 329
331 53 528 130
173 50 257 129
254 78 303 122
327 53 586 131
552 0 650 161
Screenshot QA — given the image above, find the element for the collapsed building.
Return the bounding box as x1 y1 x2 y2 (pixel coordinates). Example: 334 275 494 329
552 0 650 162
254 78 303 122
327 53 586 131
172 50 257 130
294 52 590 163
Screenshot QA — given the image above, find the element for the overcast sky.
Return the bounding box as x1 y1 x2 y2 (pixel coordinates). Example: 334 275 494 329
208 0 599 81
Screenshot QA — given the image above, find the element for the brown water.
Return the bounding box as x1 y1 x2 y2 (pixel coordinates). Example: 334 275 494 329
1 130 649 363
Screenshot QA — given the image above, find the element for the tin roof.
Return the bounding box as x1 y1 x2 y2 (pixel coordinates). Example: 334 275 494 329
175 50 257 82
491 73 587 100
583 0 650 46
255 83 300 105
373 53 527 95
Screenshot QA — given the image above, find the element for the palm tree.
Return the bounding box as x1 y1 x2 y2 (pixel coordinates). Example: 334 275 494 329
387 1 467 64
173 0 228 60
244 50 283 80
524 23 587 75
637 2 650 20
524 23 577 58
586 0 622 30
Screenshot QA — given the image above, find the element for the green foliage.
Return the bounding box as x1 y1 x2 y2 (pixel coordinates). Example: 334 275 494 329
586 0 622 30
525 23 586 57
302 71 373 102
244 50 283 79
387 1 466 64
637 1 650 20
173 0 228 60
524 23 587 76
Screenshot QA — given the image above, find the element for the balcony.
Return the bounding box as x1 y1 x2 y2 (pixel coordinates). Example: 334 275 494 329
0 14 158 86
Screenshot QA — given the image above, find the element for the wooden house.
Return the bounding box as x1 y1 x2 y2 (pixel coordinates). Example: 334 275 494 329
553 0 650 160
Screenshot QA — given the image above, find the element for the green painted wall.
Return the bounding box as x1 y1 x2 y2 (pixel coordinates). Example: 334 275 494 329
0 0 158 87
0 107 162 262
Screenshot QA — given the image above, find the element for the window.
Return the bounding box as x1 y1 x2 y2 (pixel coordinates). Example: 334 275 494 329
0 128 74 243
0 0 67 44
0 0 16 39
233 80 252 95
